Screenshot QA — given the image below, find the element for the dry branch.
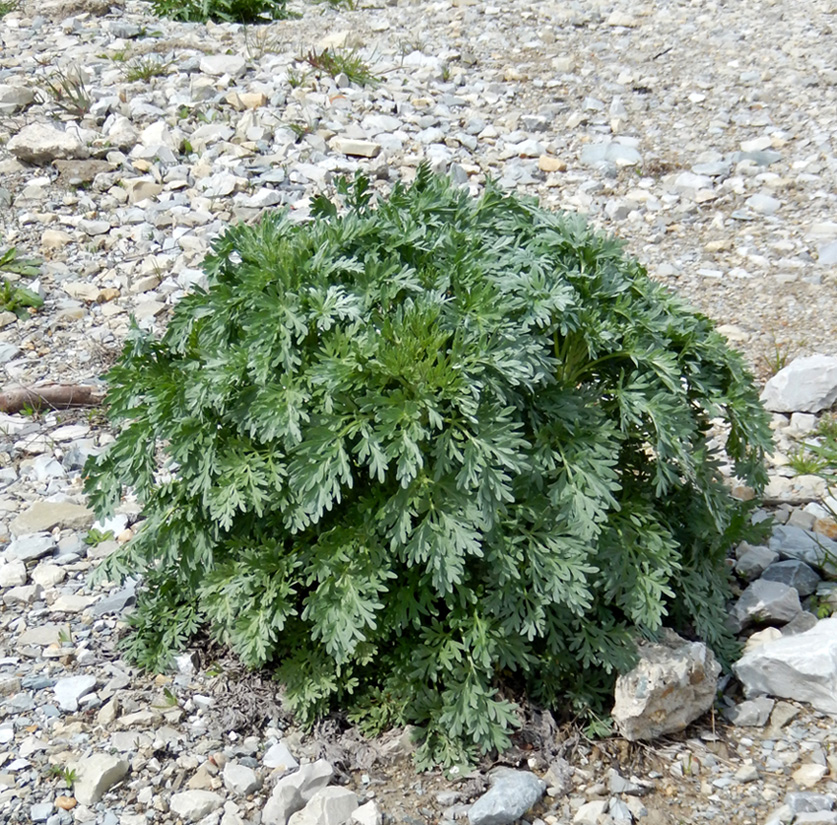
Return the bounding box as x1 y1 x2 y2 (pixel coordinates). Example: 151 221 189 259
0 383 105 414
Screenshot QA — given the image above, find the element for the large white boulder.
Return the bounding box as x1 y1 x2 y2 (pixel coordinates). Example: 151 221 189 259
760 355 837 413
733 617 837 713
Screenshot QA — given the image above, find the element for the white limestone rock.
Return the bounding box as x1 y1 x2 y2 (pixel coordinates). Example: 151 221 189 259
612 630 720 740
73 754 129 806
761 355 837 413
288 787 359 825
170 790 224 821
734 618 837 713
7 123 85 165
262 760 334 825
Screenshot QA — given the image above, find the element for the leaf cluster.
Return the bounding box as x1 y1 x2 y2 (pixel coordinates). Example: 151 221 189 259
0 247 43 317
85 168 772 767
148 0 291 23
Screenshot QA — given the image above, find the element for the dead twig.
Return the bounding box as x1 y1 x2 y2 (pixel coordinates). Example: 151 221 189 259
0 383 104 414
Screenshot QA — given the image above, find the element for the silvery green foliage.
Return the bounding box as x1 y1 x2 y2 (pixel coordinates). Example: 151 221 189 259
85 168 771 767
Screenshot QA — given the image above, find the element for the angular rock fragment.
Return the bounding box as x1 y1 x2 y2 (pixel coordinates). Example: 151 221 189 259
612 630 720 740
734 618 837 713
73 754 129 806
729 579 802 631
761 355 837 413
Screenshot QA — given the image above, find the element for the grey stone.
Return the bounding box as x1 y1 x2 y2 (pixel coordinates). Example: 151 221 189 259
10 502 94 536
170 790 224 821
4 583 42 605
0 342 20 364
263 742 299 771
797 806 837 823
580 142 641 167
723 696 774 726
734 617 837 713
782 611 820 636
607 768 648 795
609 798 633 823
30 802 53 821
54 675 97 712
6 533 56 562
769 525 837 575
74 754 130 806
7 123 85 165
467 769 546 825
223 762 260 795
17 624 69 646
786 792 836 813
262 760 334 825
92 582 137 616
612 629 720 740
761 355 837 413
735 545 779 580
288 787 359 825
330 138 381 158
761 560 821 596
729 580 802 631
692 161 730 177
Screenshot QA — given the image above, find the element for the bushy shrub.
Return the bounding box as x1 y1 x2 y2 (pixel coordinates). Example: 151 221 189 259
149 0 290 23
85 168 772 767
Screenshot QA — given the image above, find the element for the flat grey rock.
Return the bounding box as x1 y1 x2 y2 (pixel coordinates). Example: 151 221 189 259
7 123 85 165
6 533 56 562
74 754 130 806
54 674 97 712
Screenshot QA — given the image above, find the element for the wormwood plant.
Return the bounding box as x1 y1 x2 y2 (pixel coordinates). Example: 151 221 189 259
148 0 291 23
85 168 772 768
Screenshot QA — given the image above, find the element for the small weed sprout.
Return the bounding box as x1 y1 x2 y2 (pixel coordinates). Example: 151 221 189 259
121 56 171 82
759 335 794 378
244 24 286 60
84 528 115 546
302 47 379 86
38 65 93 119
286 66 308 88
47 765 78 787
0 0 18 17
786 445 828 476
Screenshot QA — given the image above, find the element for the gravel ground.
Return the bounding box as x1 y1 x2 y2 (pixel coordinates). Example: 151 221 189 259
1 0 837 823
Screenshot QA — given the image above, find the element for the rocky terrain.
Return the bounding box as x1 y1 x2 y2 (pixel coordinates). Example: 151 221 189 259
2 0 837 824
